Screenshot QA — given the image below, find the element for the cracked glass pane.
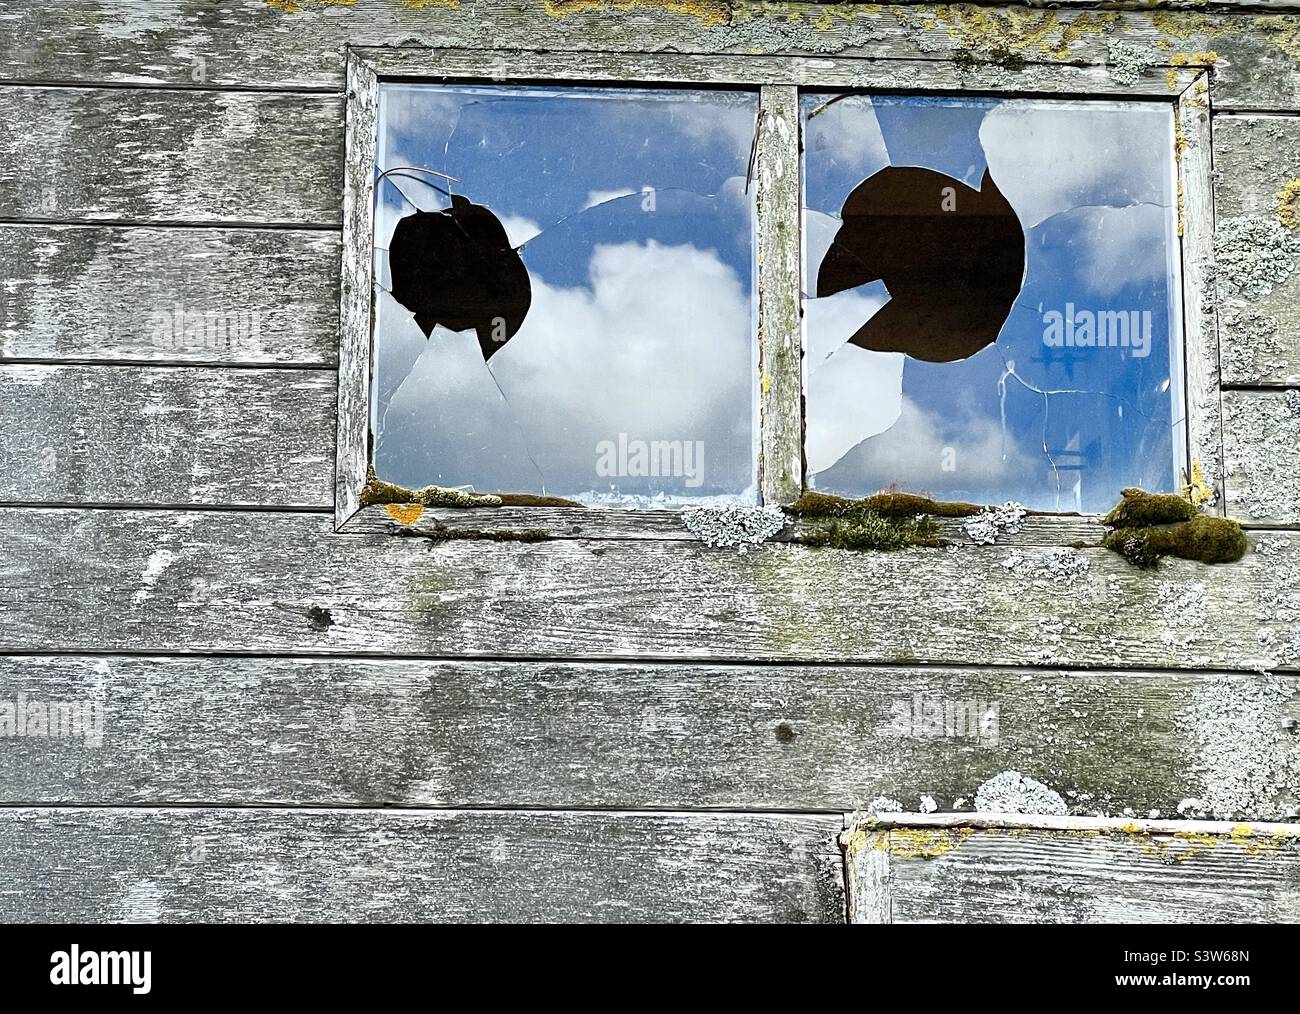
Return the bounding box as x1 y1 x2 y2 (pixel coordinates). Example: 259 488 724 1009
371 83 760 507
801 94 1184 513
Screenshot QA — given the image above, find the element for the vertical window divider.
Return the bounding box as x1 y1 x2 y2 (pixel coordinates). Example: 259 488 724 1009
1176 72 1225 515
756 84 805 507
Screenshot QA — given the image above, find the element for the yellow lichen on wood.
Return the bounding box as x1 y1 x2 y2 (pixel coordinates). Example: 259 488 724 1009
873 827 975 859
385 503 426 524
544 0 730 27
1181 461 1214 507
1279 179 1300 231
265 0 355 12
925 5 1117 63
1167 51 1217 90
1259 14 1300 63
399 0 461 9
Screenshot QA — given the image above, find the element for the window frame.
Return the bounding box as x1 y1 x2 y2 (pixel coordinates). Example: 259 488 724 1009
337 45 1218 535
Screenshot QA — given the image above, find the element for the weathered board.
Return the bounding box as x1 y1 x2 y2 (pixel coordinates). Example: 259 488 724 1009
0 225 340 365
0 2 1296 110
0 366 334 507
845 817 1300 922
0 807 845 923
0 655 1295 819
0 86 341 225
1224 389 1300 524
3 508 1299 671
1213 114 1300 388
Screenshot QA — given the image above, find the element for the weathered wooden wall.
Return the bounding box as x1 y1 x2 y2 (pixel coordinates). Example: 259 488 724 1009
2 0 1300 922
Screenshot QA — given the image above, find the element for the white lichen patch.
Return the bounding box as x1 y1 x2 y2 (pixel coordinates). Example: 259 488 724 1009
1214 215 1300 301
1224 394 1300 521
974 770 1069 816
681 503 786 551
1106 39 1161 87
1155 580 1209 649
1001 548 1091 584
1178 674 1300 820
963 501 1026 545
865 795 906 815
1219 306 1286 386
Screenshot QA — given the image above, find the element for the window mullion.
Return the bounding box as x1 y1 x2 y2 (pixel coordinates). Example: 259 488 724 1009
756 83 804 506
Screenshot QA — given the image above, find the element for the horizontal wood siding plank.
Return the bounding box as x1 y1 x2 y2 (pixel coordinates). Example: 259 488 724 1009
2 508 1298 671
1213 115 1300 387
0 808 845 923
846 822 1300 922
0 87 341 225
1223 389 1300 524
0 656 1296 819
0 366 334 506
0 225 340 364
0 3 1293 110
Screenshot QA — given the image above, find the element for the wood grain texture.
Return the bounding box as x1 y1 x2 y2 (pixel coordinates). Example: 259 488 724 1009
757 84 802 505
0 87 341 225
0 225 340 364
0 808 845 923
341 502 1109 545
0 2 1291 110
0 366 333 506
1 655 1295 819
354 45 1199 94
1178 79 1226 511
1213 115 1300 388
845 820 1300 923
336 54 377 528
1224 388 1300 523
3 508 1300 671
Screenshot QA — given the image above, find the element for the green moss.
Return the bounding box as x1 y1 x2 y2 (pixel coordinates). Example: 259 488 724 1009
1102 515 1246 568
796 511 942 552
360 467 502 508
494 493 583 508
1103 487 1198 528
787 490 982 519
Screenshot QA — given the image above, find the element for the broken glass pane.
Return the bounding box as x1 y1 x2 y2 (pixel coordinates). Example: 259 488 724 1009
801 94 1184 513
372 83 760 507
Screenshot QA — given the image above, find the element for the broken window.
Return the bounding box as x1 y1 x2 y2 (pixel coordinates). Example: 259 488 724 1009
802 94 1185 513
371 83 760 507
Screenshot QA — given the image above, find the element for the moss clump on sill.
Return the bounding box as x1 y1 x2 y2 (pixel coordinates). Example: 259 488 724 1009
1101 486 1246 568
494 493 583 508
1102 515 1247 569
1102 487 1198 528
796 511 942 552
787 490 983 519
360 467 503 509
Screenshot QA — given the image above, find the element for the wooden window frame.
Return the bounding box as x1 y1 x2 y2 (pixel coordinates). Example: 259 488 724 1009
337 45 1218 536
